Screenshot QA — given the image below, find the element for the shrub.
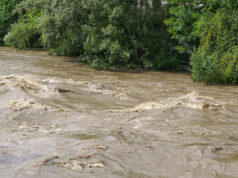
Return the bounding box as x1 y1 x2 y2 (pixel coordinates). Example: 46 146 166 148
4 22 40 49
191 6 238 83
0 0 22 44
3 4 43 49
82 0 178 69
39 0 87 56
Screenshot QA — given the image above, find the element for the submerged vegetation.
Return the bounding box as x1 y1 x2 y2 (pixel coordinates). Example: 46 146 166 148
0 0 237 83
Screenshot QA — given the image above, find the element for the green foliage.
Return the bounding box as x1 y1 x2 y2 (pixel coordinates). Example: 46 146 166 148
4 22 39 49
4 5 42 49
81 0 130 69
191 3 238 83
220 47 238 83
0 0 22 44
82 0 178 69
38 0 88 56
164 0 202 55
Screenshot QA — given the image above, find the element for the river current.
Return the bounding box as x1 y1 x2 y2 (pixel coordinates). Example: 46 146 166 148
0 47 238 178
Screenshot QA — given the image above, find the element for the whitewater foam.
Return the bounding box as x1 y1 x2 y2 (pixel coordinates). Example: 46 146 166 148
117 92 223 112
0 75 58 97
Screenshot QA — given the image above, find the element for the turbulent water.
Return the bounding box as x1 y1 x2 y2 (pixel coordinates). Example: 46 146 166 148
0 47 238 178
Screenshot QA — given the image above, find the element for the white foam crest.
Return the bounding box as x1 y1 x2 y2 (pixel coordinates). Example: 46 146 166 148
0 99 48 111
123 91 223 112
0 75 58 97
41 78 89 86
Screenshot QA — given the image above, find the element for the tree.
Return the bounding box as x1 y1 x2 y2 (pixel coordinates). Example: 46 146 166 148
191 0 238 83
39 0 88 56
81 0 178 69
4 1 43 49
0 0 22 44
164 0 203 56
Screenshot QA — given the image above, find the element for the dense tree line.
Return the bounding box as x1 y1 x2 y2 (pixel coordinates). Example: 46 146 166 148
0 0 237 83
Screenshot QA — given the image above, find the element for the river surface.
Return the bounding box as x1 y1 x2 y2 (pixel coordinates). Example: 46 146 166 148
0 47 238 178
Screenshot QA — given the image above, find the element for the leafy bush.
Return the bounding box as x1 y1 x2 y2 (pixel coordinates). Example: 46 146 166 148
0 0 22 44
39 0 87 56
220 47 238 83
3 3 42 49
4 22 39 49
82 0 178 69
191 5 238 83
165 0 202 55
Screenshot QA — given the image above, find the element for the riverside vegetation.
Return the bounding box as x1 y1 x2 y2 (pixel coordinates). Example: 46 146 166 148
0 0 237 83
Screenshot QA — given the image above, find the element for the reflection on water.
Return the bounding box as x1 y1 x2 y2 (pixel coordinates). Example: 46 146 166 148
0 47 238 178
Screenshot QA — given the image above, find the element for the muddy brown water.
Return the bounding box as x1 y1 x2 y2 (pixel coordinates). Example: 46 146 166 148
0 47 238 178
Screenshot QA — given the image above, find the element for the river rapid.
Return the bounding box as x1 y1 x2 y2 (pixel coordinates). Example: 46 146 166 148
0 47 238 178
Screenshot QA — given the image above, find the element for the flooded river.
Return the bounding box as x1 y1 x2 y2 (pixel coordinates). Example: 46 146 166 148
0 47 238 178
